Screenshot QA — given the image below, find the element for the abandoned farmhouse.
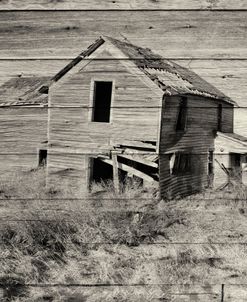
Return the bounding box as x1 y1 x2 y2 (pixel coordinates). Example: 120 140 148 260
0 36 247 198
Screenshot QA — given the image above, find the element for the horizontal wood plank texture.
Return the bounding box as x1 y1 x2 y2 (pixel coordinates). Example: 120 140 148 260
0 11 247 59
0 0 247 10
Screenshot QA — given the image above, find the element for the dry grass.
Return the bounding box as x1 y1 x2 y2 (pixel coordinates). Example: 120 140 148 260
0 170 247 301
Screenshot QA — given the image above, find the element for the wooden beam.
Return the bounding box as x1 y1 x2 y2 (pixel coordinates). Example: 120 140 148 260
115 140 156 150
99 157 157 183
111 151 120 193
118 153 158 168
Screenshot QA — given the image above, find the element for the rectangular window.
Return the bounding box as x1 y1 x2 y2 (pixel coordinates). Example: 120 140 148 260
172 153 191 175
92 81 113 123
176 97 187 131
38 149 47 167
217 104 222 131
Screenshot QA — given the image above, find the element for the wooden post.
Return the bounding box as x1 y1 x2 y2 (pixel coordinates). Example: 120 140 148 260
221 284 224 302
112 151 120 193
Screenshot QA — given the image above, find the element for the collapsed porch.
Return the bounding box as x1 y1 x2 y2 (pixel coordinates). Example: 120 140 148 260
88 140 159 192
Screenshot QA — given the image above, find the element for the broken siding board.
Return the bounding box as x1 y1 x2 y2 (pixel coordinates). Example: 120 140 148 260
0 0 247 10
1 11 247 59
115 140 156 150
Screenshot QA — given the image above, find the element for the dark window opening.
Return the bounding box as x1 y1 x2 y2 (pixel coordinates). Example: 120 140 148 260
92 81 113 123
217 104 222 131
176 97 187 131
38 149 47 167
172 153 192 175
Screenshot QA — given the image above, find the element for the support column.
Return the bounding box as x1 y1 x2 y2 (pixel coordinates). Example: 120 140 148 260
111 151 120 193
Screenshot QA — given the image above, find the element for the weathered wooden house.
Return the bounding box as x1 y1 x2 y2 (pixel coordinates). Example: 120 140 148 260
1 36 247 198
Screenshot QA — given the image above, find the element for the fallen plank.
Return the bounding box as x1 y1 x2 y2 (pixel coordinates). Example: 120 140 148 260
115 140 156 150
118 153 158 168
100 157 157 182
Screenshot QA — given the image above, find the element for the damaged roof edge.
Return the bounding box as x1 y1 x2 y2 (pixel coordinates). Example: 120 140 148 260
37 35 236 106
38 37 105 94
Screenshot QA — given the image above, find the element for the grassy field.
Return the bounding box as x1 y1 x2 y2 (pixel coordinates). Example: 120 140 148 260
0 169 247 301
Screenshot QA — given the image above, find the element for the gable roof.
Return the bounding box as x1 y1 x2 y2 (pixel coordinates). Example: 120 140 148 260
0 77 48 107
39 36 236 106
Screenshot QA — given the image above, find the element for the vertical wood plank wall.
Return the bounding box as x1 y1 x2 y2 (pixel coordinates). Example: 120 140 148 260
0 1 247 300
159 95 234 198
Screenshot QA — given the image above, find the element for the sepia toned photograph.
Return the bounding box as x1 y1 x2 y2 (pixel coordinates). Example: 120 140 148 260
0 1 247 301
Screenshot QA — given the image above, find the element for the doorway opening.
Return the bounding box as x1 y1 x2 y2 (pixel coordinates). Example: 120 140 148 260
89 158 113 189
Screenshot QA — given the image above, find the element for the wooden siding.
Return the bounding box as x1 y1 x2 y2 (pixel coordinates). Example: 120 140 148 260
1 0 247 10
48 52 162 188
0 107 47 174
159 95 234 198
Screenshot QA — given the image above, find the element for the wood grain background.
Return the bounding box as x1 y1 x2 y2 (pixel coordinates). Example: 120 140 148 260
1 1 247 301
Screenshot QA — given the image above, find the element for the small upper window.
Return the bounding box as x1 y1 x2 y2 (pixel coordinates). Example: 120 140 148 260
172 153 192 175
92 81 113 123
217 104 222 131
38 149 47 167
176 97 187 131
